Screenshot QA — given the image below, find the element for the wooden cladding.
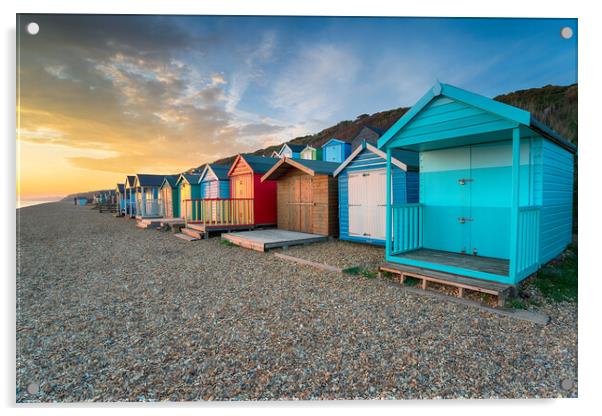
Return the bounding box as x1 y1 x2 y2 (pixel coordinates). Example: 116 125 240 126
276 170 338 236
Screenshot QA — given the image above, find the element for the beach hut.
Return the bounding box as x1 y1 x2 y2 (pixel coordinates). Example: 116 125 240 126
262 157 340 236
226 154 278 226
199 163 231 198
76 197 88 206
321 138 351 163
116 183 125 215
177 173 202 221
300 145 322 160
350 126 385 150
133 174 166 218
277 143 304 159
159 175 181 219
378 82 577 285
124 175 137 217
333 140 419 245
177 155 278 239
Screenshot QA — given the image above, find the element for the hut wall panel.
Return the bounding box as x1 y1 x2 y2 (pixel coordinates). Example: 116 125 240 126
539 139 574 264
252 173 277 225
230 174 253 199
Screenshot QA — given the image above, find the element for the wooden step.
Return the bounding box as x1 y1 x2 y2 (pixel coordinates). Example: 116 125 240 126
181 227 203 240
174 233 198 241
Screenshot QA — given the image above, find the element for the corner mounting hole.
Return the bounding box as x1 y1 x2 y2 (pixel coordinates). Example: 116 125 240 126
560 27 573 39
26 22 39 35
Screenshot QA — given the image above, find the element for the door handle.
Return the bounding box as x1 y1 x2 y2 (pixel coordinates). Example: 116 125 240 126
458 178 473 185
458 217 473 224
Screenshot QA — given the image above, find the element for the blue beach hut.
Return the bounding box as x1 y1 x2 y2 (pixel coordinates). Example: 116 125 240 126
277 143 304 159
199 163 231 199
321 139 351 163
378 82 576 285
133 174 166 218
333 141 419 245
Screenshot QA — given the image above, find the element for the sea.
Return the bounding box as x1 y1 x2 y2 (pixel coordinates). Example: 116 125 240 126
17 200 61 209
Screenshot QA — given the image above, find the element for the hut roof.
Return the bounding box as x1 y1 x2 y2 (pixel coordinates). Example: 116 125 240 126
262 157 340 181
333 140 417 177
200 163 231 182
378 82 577 153
116 183 125 193
125 175 136 187
279 143 305 154
321 138 349 148
176 173 201 186
161 174 180 189
230 154 279 175
135 174 167 187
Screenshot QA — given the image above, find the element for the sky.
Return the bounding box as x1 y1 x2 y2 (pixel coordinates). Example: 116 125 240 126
16 15 577 200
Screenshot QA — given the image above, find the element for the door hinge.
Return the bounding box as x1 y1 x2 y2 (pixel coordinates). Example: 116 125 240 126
362 173 370 177
472 248 478 256
363 232 371 236
458 178 474 185
458 217 473 224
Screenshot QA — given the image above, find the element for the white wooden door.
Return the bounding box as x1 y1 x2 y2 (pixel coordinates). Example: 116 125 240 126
348 169 387 240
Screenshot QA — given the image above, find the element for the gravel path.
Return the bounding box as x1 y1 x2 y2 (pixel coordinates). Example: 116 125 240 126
16 202 577 401
275 240 385 270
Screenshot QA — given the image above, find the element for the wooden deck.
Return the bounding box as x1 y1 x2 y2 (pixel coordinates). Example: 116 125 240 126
393 248 509 276
222 229 328 252
379 260 513 307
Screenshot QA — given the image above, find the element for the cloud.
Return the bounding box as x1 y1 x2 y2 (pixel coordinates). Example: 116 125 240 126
225 31 276 113
268 43 361 126
18 15 290 177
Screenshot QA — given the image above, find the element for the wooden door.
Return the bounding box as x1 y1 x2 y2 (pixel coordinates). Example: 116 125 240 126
288 175 313 233
231 174 251 224
162 188 173 218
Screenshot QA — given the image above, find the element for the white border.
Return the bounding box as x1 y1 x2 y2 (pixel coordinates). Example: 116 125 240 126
3 1 600 415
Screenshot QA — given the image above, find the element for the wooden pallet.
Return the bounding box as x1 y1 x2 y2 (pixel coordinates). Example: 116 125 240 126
378 262 513 307
222 229 328 252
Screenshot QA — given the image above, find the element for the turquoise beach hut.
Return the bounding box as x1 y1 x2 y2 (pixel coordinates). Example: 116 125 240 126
116 183 125 215
378 82 576 285
124 175 136 217
322 139 351 163
199 163 230 199
333 140 419 245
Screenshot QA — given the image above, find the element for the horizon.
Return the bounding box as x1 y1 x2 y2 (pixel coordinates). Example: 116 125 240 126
17 15 577 199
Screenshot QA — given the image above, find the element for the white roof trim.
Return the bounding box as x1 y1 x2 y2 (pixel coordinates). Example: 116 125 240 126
333 142 409 177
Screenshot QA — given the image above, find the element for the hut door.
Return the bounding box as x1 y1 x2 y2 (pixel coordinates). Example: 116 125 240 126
288 176 313 233
348 169 387 240
421 147 471 254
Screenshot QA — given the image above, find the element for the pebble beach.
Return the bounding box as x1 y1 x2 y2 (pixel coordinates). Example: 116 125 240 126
16 202 578 402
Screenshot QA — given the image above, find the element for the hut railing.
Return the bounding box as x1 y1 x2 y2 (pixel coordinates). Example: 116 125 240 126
184 198 254 226
136 198 163 218
515 206 541 276
390 203 423 255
